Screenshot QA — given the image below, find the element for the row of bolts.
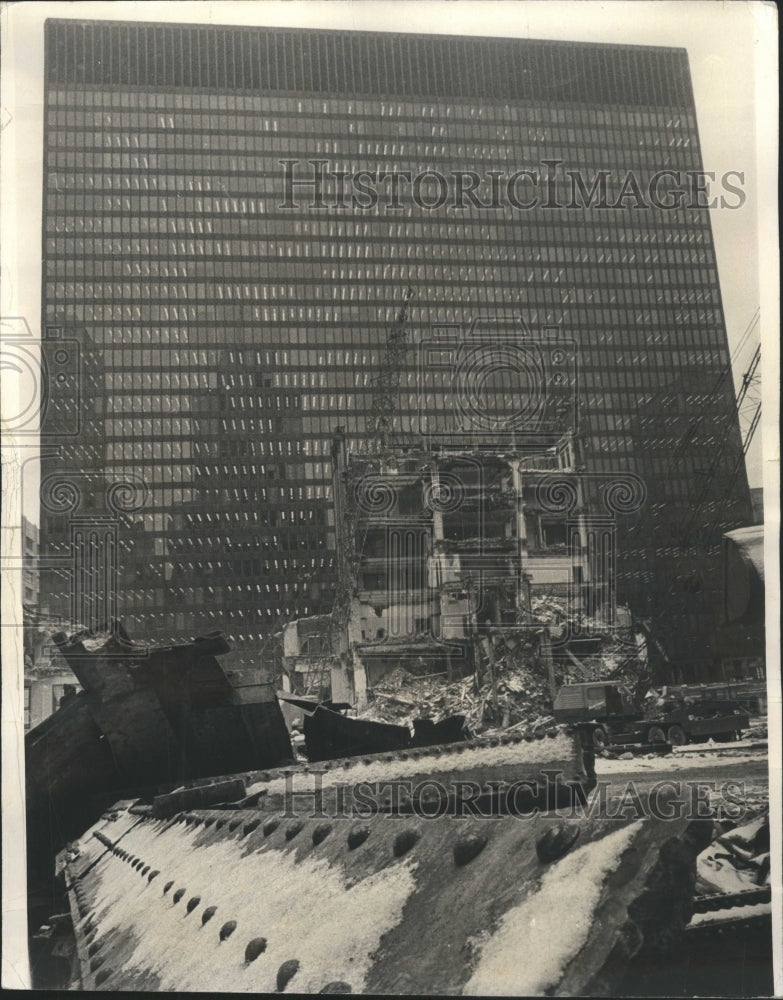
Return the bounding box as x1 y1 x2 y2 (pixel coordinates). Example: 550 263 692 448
76 801 578 989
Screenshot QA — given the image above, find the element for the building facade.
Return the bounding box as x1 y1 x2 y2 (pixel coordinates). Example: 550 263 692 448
40 20 753 678
22 515 40 609
24 674 80 732
301 428 606 707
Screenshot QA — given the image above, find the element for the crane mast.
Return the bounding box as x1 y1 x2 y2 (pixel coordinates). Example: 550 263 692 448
329 287 415 646
366 286 415 453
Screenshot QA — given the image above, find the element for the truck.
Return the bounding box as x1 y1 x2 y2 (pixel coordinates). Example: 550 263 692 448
552 680 750 748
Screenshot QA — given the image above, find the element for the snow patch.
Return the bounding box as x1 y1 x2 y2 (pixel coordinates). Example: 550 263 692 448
720 814 767 844
697 847 758 894
689 901 771 926
245 732 576 799
81 821 416 993
463 821 642 996
595 750 765 775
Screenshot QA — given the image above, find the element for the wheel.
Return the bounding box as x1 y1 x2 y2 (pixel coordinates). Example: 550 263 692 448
592 726 609 749
647 725 666 744
667 724 687 746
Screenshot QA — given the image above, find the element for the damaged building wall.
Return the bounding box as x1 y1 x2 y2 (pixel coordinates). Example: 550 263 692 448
339 432 599 621
280 614 359 708
348 599 425 643
280 431 612 710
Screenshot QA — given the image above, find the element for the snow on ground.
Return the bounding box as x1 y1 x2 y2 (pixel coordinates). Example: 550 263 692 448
79 820 417 993
594 748 767 776
463 821 642 996
244 732 576 799
696 813 769 894
720 814 768 844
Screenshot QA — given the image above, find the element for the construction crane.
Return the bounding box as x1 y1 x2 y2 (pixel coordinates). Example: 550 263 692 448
366 286 415 454
328 287 416 649
735 343 761 457
271 290 416 691
704 342 761 541
678 340 761 544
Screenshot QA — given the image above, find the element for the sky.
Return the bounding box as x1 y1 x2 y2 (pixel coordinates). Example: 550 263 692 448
1 0 776 502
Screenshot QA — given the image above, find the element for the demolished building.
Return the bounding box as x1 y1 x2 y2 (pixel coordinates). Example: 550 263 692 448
282 428 615 711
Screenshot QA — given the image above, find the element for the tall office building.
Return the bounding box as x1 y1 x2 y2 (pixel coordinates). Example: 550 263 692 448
40 19 753 678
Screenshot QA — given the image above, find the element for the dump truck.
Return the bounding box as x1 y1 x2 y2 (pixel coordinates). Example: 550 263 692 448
552 681 750 748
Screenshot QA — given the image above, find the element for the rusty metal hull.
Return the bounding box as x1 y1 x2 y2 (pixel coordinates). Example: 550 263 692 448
52 726 735 995
42 721 772 995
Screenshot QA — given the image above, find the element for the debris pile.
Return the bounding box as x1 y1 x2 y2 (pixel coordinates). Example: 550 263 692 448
532 598 642 683
362 661 554 735
360 603 645 735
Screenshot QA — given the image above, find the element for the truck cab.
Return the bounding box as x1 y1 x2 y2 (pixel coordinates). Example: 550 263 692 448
553 681 638 723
